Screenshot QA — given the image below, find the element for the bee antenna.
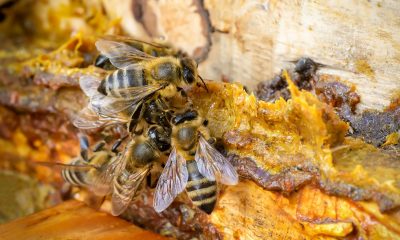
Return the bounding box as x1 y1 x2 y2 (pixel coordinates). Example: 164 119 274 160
199 76 208 93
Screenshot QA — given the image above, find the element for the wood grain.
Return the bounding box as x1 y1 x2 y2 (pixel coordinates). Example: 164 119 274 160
105 0 400 111
200 0 400 111
0 200 168 240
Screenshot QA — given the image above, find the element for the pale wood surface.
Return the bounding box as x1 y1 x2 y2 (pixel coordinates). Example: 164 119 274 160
103 0 400 111
201 0 400 111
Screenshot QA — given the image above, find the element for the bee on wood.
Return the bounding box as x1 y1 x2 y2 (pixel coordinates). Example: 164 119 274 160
80 108 238 215
73 35 205 131
38 132 164 216
72 35 237 215
153 110 238 214
93 35 206 99
37 134 119 196
105 134 160 216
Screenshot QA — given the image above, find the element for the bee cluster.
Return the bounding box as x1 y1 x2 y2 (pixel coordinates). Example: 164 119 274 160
60 36 238 216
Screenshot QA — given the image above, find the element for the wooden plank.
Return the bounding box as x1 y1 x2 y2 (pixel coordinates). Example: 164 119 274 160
0 200 168 240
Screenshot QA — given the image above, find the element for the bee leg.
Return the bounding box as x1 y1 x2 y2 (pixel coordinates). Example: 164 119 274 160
128 102 145 132
111 135 128 153
146 173 153 188
92 140 106 152
78 133 89 162
172 109 198 125
209 137 228 156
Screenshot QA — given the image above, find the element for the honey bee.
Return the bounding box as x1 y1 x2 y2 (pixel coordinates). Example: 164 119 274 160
92 118 175 216
74 103 173 215
74 78 237 214
73 35 207 129
39 132 163 216
153 110 238 214
106 134 159 215
37 134 118 196
86 108 238 215
72 74 166 130
95 35 206 97
71 35 237 215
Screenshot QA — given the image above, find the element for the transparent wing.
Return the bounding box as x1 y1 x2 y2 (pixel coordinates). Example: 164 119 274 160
36 161 111 196
111 166 151 216
195 136 238 185
79 75 101 98
87 151 125 197
101 35 171 49
153 147 188 213
35 161 96 171
72 107 118 129
96 38 155 69
95 79 166 101
89 83 166 117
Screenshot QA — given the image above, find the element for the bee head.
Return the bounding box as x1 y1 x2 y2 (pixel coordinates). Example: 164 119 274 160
180 57 208 92
180 57 198 85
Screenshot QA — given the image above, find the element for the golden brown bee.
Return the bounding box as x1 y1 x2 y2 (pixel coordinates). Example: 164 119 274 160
73 88 238 215
152 110 238 214
71 35 237 215
39 132 162 216
82 109 238 216
38 134 117 196
107 135 157 215
94 35 200 96
73 35 204 131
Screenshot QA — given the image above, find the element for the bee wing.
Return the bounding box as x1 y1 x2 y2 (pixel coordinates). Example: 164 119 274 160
111 166 151 216
90 83 165 117
101 35 170 49
79 75 101 98
72 107 118 129
37 161 111 196
35 161 96 171
195 136 238 185
91 152 126 195
153 147 188 213
96 38 155 69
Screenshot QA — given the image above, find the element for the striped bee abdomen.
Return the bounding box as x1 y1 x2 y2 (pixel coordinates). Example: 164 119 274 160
61 159 89 187
186 160 217 214
99 67 147 98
